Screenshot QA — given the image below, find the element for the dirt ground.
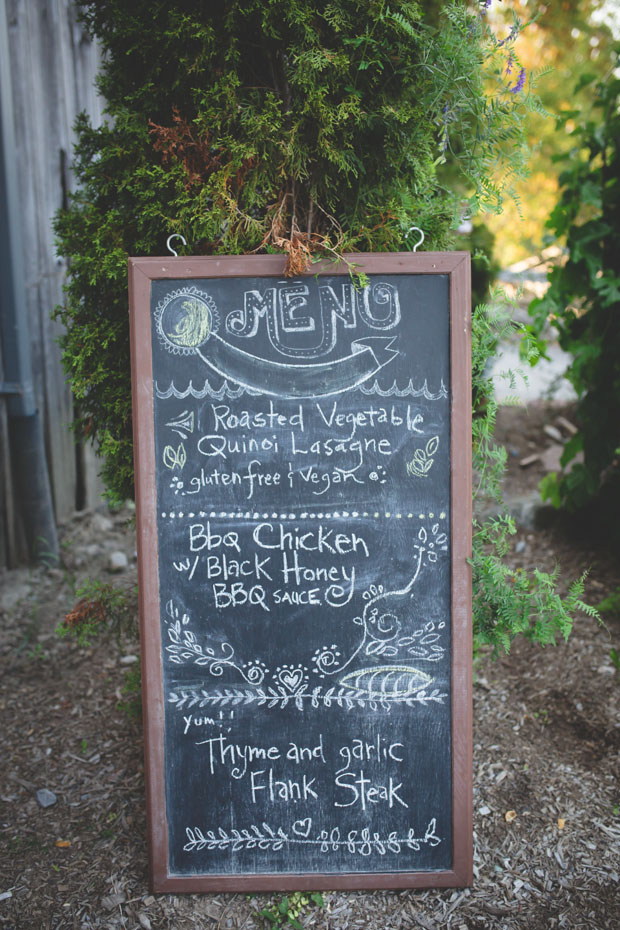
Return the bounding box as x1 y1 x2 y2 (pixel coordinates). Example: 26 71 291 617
1 401 619 930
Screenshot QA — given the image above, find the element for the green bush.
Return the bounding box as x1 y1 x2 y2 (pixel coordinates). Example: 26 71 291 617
529 56 620 512
55 0 594 654
471 291 597 653
54 0 536 503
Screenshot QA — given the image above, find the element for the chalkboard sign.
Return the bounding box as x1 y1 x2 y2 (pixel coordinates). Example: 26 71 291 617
129 252 472 892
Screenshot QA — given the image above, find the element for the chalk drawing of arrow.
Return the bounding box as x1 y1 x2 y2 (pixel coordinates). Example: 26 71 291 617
196 335 399 398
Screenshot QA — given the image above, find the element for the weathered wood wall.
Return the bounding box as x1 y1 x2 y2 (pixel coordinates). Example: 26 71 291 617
1 0 105 566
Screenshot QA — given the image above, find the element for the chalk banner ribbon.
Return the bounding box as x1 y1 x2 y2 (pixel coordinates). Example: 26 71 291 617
197 333 398 398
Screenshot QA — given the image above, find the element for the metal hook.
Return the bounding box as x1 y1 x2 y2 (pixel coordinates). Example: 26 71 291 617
407 226 425 252
166 234 187 257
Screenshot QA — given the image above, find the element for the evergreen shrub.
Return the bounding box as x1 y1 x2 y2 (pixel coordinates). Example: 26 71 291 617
55 0 593 653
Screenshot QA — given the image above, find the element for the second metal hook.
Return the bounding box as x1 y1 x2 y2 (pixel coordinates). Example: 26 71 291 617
166 234 187 257
407 226 425 252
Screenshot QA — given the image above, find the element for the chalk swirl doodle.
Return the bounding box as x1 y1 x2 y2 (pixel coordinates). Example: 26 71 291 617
312 518 448 680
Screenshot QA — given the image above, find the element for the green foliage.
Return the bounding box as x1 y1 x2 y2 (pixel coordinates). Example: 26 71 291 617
55 0 537 503
471 292 599 654
485 0 617 265
598 589 620 678
598 587 620 617
117 665 143 719
457 221 501 309
52 0 595 657
57 578 137 646
259 892 324 929
528 54 620 511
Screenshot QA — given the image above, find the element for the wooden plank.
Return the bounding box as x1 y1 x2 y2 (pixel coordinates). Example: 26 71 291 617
1 0 105 562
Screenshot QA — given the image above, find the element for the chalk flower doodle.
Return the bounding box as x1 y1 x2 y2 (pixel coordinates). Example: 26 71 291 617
155 286 220 355
182 819 441 856
406 435 439 478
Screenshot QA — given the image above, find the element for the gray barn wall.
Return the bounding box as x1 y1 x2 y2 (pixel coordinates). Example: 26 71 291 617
1 0 105 566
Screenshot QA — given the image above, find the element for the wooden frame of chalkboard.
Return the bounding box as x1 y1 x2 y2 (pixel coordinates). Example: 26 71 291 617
129 251 472 892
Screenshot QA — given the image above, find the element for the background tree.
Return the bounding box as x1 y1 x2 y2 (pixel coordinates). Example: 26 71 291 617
529 55 620 519
484 0 617 264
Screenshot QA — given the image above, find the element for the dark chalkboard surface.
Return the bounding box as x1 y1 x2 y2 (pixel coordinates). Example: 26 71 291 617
129 252 472 892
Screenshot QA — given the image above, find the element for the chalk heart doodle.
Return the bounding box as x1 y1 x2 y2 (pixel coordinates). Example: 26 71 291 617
292 818 313 839
276 666 306 694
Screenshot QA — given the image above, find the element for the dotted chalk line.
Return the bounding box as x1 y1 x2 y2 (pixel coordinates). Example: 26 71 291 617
161 510 448 521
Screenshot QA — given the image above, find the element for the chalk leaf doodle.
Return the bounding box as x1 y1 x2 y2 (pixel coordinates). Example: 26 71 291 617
183 820 441 855
162 443 187 471
406 436 439 478
166 621 267 686
168 684 447 713
338 666 432 697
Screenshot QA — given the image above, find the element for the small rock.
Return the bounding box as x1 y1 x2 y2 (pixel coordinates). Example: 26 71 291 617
519 453 541 468
101 892 126 910
36 788 57 808
138 915 152 930
120 654 139 666
479 805 491 816
543 424 563 443
84 543 101 558
541 444 564 473
556 415 578 436
509 491 547 530
0 891 13 902
107 551 128 573
0 583 32 611
515 540 526 553
92 513 114 534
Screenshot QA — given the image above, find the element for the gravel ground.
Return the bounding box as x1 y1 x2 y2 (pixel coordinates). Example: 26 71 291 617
1 402 619 930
